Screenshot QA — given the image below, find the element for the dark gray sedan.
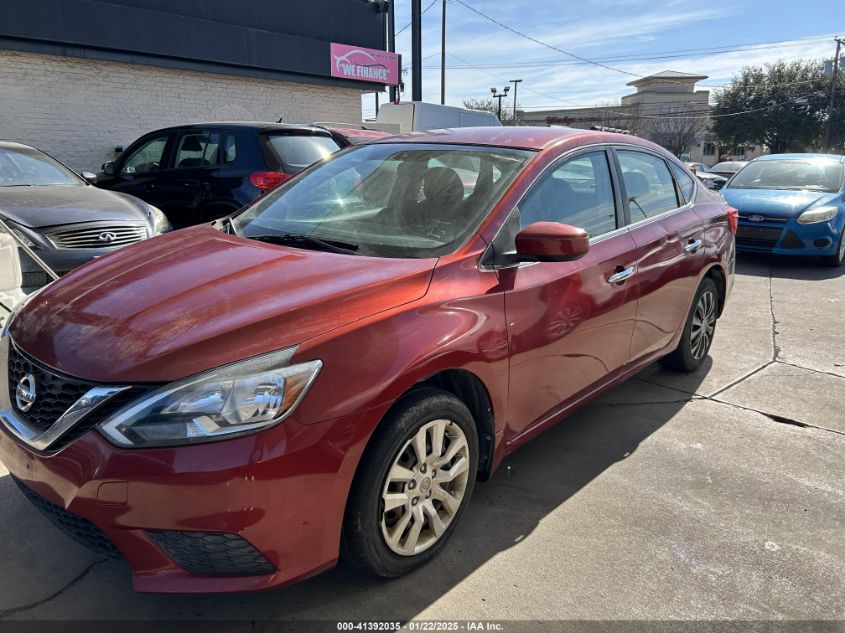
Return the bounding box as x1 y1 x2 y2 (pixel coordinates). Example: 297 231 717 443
0 142 171 287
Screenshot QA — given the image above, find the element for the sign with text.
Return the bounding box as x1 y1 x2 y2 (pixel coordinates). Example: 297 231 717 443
330 43 399 85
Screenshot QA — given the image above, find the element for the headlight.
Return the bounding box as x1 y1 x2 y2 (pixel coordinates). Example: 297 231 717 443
1 285 45 337
797 206 838 224
9 227 36 247
148 205 172 234
98 347 322 448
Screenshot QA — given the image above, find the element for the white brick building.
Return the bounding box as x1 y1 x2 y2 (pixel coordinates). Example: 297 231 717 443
0 0 388 171
0 50 363 171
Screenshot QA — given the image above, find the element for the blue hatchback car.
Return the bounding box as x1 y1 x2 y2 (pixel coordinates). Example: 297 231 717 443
722 154 845 267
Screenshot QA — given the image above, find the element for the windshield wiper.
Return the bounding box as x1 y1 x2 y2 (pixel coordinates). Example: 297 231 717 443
248 232 360 255
212 215 240 236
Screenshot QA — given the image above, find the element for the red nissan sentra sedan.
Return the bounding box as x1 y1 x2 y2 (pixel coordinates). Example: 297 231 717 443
0 127 735 593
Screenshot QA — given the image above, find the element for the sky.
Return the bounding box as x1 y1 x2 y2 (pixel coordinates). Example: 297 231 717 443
361 0 843 119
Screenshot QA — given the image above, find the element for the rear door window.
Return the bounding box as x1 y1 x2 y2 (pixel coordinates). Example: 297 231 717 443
617 150 680 220
263 134 340 173
173 131 222 169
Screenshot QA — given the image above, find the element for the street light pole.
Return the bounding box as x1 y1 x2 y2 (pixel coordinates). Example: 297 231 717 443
824 38 843 151
491 85 509 122
388 0 397 102
411 0 422 101
440 0 446 105
510 79 523 125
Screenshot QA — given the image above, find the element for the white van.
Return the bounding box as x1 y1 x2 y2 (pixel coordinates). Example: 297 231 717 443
370 102 501 134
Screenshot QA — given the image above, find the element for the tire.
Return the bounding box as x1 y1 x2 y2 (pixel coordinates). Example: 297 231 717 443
821 228 845 268
342 388 479 578
659 277 719 373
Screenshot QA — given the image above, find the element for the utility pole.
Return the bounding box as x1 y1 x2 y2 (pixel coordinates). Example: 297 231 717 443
510 79 523 125
375 91 380 116
411 0 422 101
388 0 397 102
490 85 510 121
824 37 843 151
440 0 446 105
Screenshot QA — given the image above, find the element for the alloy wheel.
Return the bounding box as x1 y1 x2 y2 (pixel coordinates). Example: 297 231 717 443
380 419 470 556
690 289 716 360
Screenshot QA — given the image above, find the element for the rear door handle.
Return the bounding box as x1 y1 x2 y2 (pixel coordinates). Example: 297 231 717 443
608 266 635 284
685 239 703 253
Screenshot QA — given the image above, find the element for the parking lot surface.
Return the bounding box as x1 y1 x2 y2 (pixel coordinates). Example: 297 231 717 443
0 255 842 624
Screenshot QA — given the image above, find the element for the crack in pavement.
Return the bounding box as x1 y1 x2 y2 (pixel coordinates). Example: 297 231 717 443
0 559 108 619
768 264 782 362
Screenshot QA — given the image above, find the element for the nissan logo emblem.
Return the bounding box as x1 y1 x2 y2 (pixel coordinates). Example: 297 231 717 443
98 231 119 243
15 373 37 413
747 214 765 222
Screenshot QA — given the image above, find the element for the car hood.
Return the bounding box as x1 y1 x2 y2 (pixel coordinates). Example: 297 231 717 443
721 188 838 218
0 185 149 229
10 226 436 383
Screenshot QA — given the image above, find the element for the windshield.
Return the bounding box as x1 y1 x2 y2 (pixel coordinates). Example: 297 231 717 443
727 159 844 192
233 143 534 258
0 146 84 187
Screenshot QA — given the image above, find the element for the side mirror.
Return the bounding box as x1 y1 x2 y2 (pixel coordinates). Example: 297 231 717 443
515 222 589 262
81 171 98 184
102 161 116 176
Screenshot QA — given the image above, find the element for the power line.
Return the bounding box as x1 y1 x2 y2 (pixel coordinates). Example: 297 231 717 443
396 0 439 36
522 93 820 120
452 0 839 89
420 37 837 76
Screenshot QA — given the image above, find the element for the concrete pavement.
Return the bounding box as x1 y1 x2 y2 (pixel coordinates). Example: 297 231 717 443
0 254 842 624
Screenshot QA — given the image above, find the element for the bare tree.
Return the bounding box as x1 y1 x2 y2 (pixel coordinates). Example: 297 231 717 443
648 104 708 157
463 97 514 124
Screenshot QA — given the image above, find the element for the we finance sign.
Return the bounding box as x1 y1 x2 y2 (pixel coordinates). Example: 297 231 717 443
330 43 399 85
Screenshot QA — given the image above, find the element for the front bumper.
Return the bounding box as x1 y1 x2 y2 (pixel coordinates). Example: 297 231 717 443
735 217 842 256
0 338 379 592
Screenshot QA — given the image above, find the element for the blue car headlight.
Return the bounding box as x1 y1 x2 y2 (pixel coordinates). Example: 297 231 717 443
797 206 838 225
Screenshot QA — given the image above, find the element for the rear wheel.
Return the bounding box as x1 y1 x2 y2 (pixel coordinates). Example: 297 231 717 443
659 277 718 372
342 389 478 578
821 228 845 267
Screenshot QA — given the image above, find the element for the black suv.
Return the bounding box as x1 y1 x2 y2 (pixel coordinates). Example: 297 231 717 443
95 122 341 227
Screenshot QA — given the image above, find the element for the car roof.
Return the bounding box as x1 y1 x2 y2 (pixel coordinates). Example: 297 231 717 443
148 121 331 135
369 126 642 151
753 153 845 162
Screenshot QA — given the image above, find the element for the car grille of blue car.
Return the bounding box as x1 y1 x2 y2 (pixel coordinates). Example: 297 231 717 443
735 224 783 251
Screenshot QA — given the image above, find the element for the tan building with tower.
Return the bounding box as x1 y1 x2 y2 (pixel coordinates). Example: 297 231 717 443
518 70 765 165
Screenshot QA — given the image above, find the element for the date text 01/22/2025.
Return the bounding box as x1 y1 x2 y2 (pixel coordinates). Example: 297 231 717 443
336 623 505 631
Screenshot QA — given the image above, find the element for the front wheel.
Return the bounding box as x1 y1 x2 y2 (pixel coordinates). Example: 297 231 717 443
659 277 718 372
342 389 478 578
821 228 845 268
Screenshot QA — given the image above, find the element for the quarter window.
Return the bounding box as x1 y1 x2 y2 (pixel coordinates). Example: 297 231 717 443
617 150 680 220
121 135 168 174
670 163 696 204
519 151 617 238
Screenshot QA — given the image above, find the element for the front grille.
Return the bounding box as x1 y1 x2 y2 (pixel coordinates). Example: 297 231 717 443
738 215 789 223
735 225 783 251
12 476 121 559
8 345 93 433
48 225 147 249
21 271 54 288
148 531 275 576
6 345 155 450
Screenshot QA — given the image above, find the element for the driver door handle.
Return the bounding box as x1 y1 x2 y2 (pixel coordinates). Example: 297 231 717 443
607 266 635 284
685 239 703 253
